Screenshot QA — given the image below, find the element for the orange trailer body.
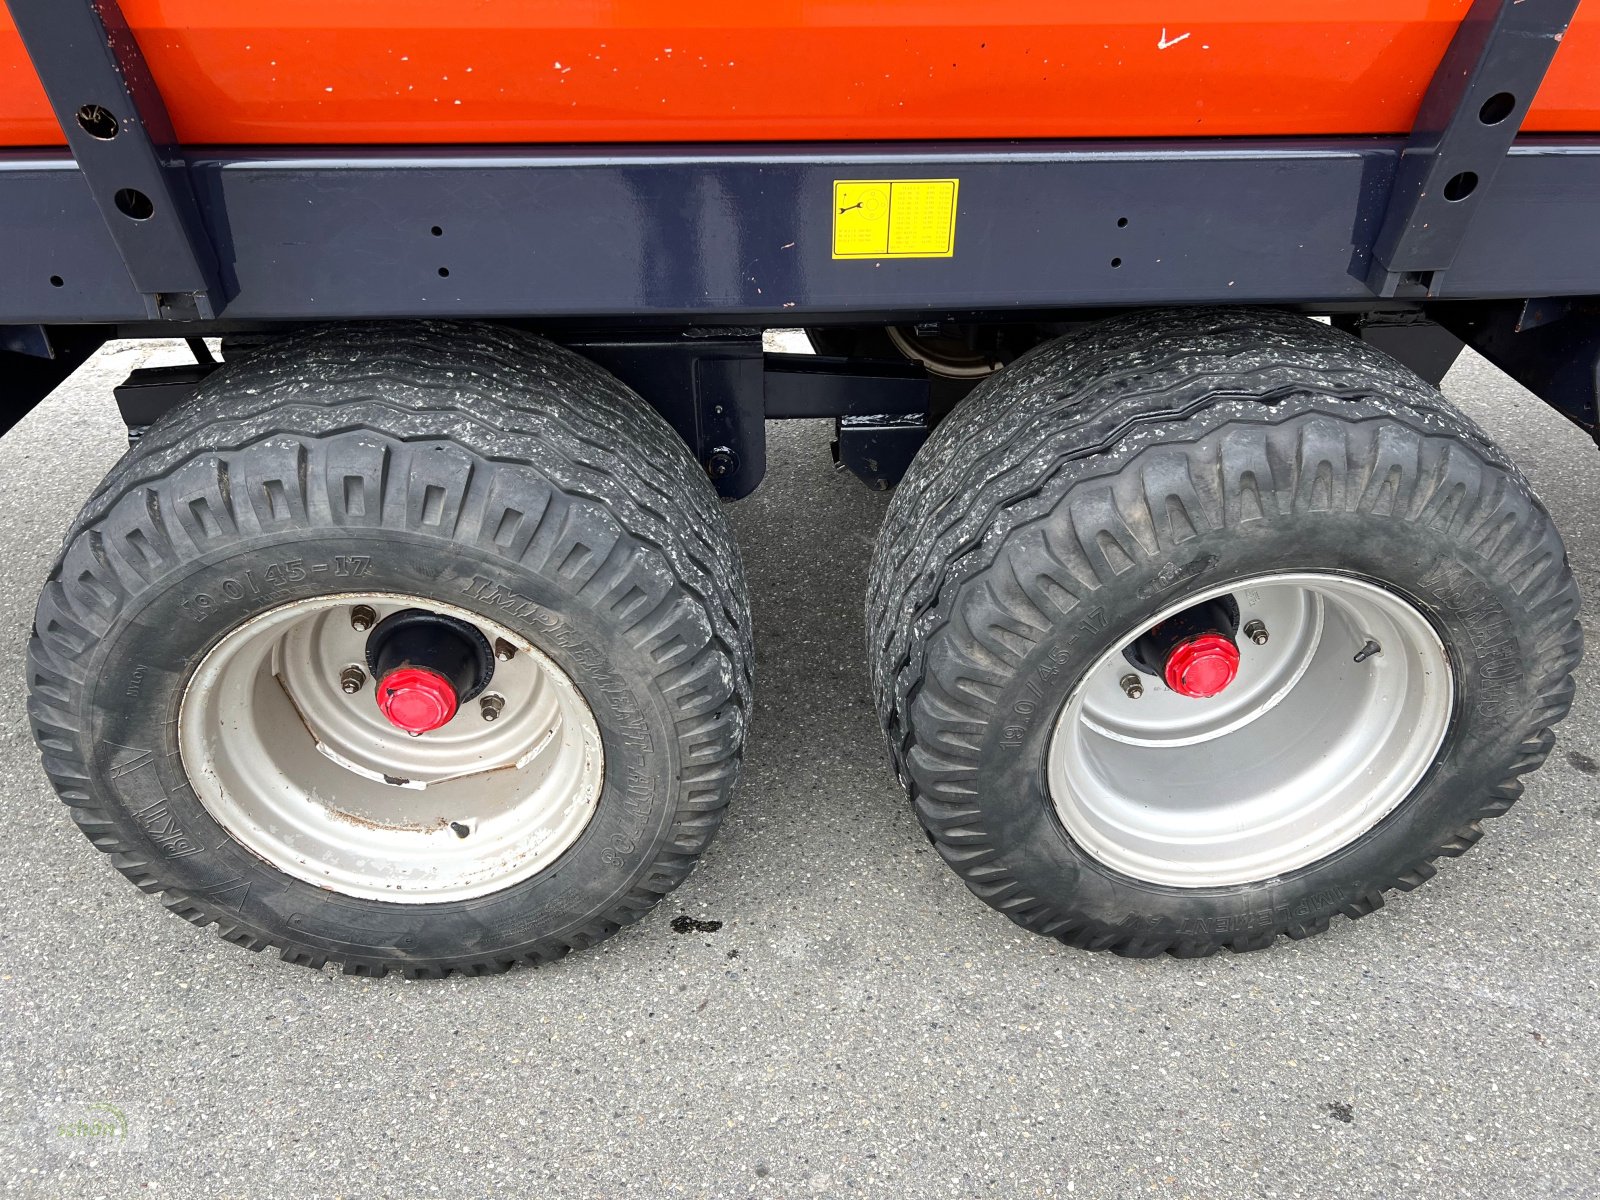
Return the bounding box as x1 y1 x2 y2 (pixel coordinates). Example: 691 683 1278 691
3 1 1600 148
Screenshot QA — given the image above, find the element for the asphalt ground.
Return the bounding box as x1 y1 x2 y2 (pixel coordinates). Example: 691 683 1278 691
0 338 1596 1199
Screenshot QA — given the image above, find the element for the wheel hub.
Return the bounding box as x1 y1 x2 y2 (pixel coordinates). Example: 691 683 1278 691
1163 633 1240 698
178 593 605 902
1125 594 1242 699
376 666 459 734
1048 573 1453 887
364 609 494 734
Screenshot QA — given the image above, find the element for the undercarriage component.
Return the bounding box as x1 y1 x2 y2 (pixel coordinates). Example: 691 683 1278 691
832 415 929 493
1438 299 1600 444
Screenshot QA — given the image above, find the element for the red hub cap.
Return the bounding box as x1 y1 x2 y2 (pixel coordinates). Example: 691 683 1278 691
375 666 458 733
1163 634 1240 698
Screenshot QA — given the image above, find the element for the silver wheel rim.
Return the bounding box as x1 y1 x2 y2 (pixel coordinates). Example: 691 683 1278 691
1047 573 1453 887
178 593 604 903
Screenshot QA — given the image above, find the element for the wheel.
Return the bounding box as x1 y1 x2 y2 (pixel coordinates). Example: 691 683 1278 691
867 308 1583 956
28 322 752 976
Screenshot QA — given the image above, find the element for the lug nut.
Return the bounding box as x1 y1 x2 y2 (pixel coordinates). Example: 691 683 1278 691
1243 620 1269 646
350 604 377 632
480 693 505 722
1120 674 1145 700
494 639 516 662
339 666 366 694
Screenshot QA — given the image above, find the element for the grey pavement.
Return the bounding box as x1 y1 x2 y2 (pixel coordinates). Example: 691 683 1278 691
0 340 1596 1199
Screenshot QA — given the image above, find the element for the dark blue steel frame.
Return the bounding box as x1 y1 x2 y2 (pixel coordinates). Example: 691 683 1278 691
0 0 1586 325
4 137 1600 327
1367 0 1582 298
3 0 222 318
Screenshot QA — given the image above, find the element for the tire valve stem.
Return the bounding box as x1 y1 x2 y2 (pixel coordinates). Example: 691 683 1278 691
350 604 377 632
1243 620 1269 646
339 666 366 694
1119 673 1145 700
1353 639 1383 664
493 639 516 662
480 693 505 721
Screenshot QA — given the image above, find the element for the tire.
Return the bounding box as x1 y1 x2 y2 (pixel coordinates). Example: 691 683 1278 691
28 321 753 977
867 307 1583 957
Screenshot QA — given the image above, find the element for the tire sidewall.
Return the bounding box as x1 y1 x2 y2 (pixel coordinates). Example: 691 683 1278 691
83 528 682 963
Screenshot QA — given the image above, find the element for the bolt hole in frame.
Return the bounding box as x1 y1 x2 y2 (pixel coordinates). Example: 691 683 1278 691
73 101 116 138
1479 90 1516 124
112 186 152 219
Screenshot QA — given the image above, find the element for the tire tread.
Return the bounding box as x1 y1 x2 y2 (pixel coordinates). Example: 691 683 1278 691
866 308 1583 956
30 321 753 976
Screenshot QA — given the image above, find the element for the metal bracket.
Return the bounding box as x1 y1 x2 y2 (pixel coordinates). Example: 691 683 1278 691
4 0 223 319
113 361 215 441
1435 300 1600 444
832 415 930 492
561 334 768 500
763 355 929 419
1330 312 1465 385
1366 0 1580 298
1 324 109 438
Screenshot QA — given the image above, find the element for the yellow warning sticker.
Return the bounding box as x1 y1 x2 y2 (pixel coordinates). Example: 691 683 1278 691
832 179 959 259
